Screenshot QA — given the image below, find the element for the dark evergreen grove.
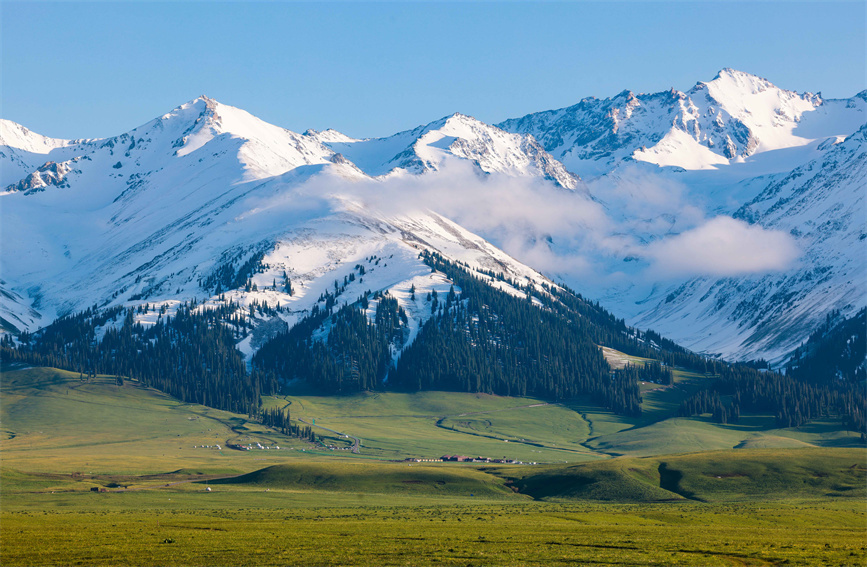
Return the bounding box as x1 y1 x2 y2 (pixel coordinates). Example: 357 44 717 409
252 295 404 394
2 301 271 415
786 308 866 384
256 406 315 441
676 310 866 435
676 363 865 435
614 361 673 387
252 252 686 416
386 254 636 414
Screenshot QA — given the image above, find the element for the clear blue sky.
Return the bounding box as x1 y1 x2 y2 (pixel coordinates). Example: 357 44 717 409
2 1 865 140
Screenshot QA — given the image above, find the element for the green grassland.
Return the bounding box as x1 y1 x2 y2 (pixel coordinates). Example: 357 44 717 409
4 501 866 567
2 363 866 566
4 355 860 475
211 460 517 499
268 389 602 462
1 365 319 475
3 447 866 566
2 362 863 483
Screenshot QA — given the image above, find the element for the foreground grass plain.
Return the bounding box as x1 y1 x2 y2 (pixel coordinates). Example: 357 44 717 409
4 501 865 566
2 364 865 566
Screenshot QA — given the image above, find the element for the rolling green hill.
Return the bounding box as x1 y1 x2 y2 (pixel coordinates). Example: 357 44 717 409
264 389 603 462
211 461 517 499
0 364 307 475
3 364 863 478
496 447 867 502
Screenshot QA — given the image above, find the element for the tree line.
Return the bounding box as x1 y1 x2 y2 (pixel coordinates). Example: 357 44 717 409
388 253 638 415
2 302 271 415
5 249 860 434
677 363 864 435
257 406 315 441
252 252 642 416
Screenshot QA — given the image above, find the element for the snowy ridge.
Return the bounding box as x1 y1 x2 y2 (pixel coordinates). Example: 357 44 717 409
307 113 582 190
166 97 337 181
498 69 866 177
0 281 43 334
223 208 553 360
0 119 98 186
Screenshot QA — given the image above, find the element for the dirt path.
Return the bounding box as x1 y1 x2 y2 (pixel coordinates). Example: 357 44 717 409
434 415 596 457
297 418 362 453
299 402 608 458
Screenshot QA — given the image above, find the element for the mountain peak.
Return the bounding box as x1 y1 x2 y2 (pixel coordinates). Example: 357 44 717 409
159 96 217 127
304 128 358 144
614 89 636 100
420 112 496 139
185 94 218 107
715 67 759 80
700 68 776 94
435 112 483 129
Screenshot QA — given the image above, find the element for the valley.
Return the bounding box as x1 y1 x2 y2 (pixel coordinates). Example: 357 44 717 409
3 359 861 474
1 364 864 566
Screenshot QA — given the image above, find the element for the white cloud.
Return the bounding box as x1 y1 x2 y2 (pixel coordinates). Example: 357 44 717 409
644 216 801 277
244 161 801 293
587 164 706 235
342 160 620 280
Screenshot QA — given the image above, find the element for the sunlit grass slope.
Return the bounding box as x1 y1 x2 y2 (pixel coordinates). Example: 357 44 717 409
497 447 866 502
2 366 603 474
264 389 602 462
1 365 312 474
587 413 864 457
211 461 517 498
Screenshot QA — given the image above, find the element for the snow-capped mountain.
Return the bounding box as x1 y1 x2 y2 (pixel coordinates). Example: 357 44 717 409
496 69 865 362
0 120 99 187
632 122 867 362
498 68 866 178
305 112 581 190
0 98 558 359
2 69 864 365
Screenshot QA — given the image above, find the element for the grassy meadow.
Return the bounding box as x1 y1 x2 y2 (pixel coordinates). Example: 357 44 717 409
2 362 865 566
4 501 866 566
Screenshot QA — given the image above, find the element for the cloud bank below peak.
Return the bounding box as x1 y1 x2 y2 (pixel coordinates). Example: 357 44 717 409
643 216 801 278
253 158 803 287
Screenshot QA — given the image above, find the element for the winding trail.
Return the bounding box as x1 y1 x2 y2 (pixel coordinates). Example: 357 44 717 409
434 403 599 457
298 418 362 453
299 401 608 459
